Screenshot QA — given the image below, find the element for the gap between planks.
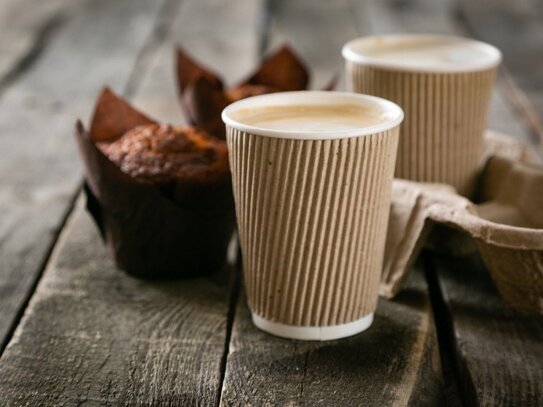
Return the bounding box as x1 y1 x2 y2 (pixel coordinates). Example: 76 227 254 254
0 187 79 353
0 0 86 92
0 13 65 94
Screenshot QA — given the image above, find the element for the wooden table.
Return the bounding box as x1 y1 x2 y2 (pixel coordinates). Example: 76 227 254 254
0 0 541 405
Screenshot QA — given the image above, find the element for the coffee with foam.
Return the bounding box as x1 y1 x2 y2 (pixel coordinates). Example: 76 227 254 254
229 103 390 133
343 35 501 72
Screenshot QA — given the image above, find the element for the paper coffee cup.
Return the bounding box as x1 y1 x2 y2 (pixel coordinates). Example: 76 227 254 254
343 34 501 196
222 91 403 340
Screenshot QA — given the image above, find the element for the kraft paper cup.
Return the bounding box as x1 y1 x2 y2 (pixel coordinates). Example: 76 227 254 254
222 91 403 340
343 34 502 196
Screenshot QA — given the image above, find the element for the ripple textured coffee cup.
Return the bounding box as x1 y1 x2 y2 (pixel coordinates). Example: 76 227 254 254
222 91 403 340
343 34 501 196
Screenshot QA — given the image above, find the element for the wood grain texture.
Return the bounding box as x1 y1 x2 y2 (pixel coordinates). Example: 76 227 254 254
0 0 166 351
0 200 233 406
458 0 543 150
0 0 87 87
430 254 543 406
221 267 444 406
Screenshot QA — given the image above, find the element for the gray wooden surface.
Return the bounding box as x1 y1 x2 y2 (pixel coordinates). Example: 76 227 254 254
0 0 541 405
221 266 444 406
0 199 233 405
430 254 543 406
0 0 86 86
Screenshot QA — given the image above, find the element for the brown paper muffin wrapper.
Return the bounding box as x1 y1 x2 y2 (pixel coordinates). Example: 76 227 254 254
75 88 235 279
347 61 497 196
227 126 399 327
176 44 335 139
382 130 543 314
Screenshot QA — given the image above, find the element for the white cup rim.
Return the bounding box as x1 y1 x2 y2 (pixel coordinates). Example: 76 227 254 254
342 34 502 73
221 91 404 140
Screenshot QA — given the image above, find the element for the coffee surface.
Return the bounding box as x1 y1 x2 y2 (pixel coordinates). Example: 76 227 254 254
230 103 388 132
359 37 494 69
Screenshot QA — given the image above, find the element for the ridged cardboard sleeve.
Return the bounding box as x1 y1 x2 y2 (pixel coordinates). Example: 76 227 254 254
227 127 399 327
346 62 497 196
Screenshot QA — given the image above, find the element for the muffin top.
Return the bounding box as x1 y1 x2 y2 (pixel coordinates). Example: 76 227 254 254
97 124 230 184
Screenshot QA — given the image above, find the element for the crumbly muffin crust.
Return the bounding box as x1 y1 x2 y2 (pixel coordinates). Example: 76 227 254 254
98 124 229 184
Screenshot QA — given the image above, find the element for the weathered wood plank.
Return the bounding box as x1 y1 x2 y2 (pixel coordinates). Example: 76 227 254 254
221 267 444 406
0 0 263 404
0 0 167 352
0 0 86 87
220 1 445 405
0 200 233 406
458 0 543 150
430 254 543 406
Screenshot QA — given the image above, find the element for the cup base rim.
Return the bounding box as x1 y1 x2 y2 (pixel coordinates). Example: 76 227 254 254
251 312 374 341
